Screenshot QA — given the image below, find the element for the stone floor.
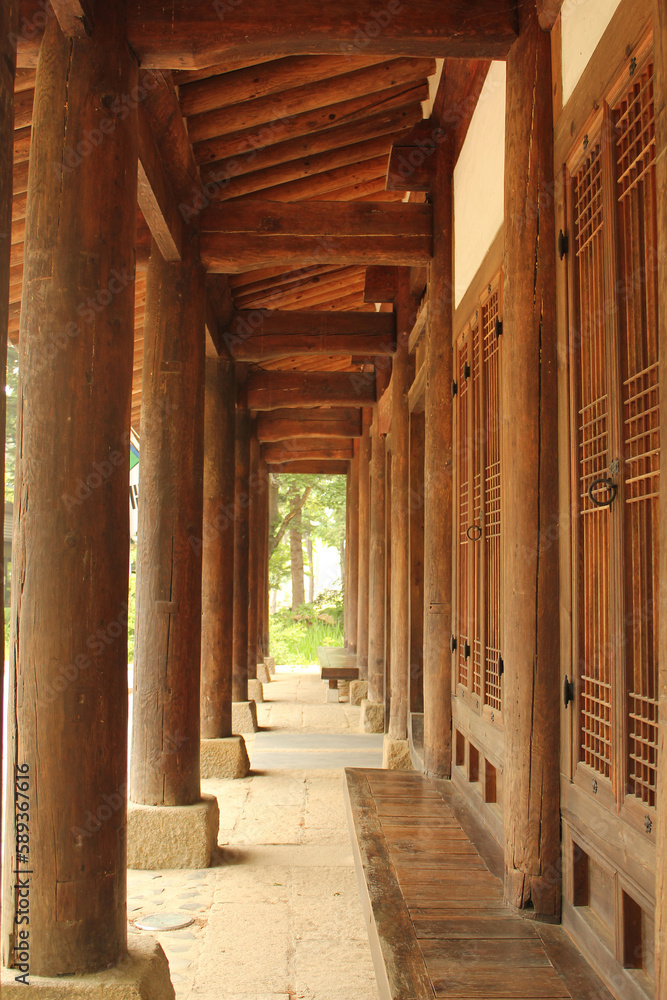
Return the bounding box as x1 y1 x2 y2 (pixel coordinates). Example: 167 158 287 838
127 667 382 1000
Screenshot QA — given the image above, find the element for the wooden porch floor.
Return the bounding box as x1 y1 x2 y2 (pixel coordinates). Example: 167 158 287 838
345 768 614 1000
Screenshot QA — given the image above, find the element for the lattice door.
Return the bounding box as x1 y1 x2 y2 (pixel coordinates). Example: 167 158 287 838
481 291 502 713
615 63 660 807
456 332 471 688
569 59 660 810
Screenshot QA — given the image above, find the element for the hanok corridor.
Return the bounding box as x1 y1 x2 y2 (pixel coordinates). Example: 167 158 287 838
0 1 665 998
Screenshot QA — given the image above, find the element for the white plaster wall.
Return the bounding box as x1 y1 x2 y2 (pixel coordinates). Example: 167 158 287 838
453 62 506 308
561 0 623 104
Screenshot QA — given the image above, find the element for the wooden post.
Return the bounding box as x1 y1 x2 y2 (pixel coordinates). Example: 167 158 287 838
423 145 454 779
201 355 236 739
654 0 667 989
0 0 16 849
247 422 260 676
347 443 360 652
1 5 137 975
262 460 271 658
356 410 372 677
409 412 425 714
367 420 386 703
501 2 560 919
232 389 251 702
131 237 206 806
388 274 412 740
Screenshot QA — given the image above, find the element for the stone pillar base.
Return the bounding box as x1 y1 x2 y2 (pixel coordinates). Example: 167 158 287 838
360 699 384 733
1 933 174 998
382 735 413 771
247 678 264 703
349 679 368 705
256 661 271 683
264 656 275 675
201 736 250 779
232 700 259 733
127 793 219 870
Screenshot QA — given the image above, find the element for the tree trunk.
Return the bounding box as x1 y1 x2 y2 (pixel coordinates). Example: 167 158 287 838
290 506 306 609
306 533 315 603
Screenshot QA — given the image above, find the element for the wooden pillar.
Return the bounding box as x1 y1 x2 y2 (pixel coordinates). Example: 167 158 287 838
388 274 412 740
367 420 386 703
0 0 16 840
262 461 271 657
201 356 236 739
409 412 425 714
257 457 269 662
232 389 251 702
501 2 560 919
131 238 206 806
356 410 372 677
247 423 260 675
347 443 360 652
423 145 454 779
344 472 352 646
654 0 667 989
1 6 137 975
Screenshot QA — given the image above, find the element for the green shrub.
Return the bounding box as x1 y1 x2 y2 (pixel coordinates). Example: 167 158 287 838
269 592 344 665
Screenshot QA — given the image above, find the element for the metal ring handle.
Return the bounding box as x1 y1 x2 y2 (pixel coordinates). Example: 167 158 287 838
466 524 482 541
588 478 618 508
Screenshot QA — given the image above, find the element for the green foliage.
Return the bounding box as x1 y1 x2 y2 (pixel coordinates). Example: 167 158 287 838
269 591 344 665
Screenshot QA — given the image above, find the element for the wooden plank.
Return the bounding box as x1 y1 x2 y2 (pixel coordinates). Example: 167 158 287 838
49 0 93 37
179 54 389 117
256 409 362 441
247 371 375 410
344 769 434 1000
262 443 354 464
194 81 429 165
200 104 423 191
429 967 569 998
201 201 432 238
412 916 538 940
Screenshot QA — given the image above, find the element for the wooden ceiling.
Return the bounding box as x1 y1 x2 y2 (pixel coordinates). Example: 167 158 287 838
10 1 514 462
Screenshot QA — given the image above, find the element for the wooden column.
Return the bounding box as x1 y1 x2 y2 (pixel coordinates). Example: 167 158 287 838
356 410 372 677
262 460 271 658
409 412 425 714
344 473 352 646
232 389 251 702
367 420 386 703
131 238 206 806
201 355 236 739
1 5 137 975
0 0 16 841
247 423 260 675
347 443 360 652
422 144 454 779
388 275 412 740
501 2 560 919
654 0 667 990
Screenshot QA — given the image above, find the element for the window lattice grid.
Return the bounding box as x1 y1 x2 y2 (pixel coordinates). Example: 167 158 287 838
457 341 470 688
481 291 502 712
471 323 482 697
573 140 613 777
615 63 660 807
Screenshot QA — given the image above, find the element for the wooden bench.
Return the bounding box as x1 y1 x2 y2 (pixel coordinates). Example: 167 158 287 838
317 647 359 701
345 768 613 1000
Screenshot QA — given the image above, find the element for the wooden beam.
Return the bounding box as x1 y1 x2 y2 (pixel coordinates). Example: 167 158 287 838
386 118 442 191
229 155 389 204
50 0 94 37
364 266 399 303
267 460 348 475
137 102 183 262
225 309 396 361
10 1 519 68
257 409 362 442
433 59 491 163
248 371 375 410
536 0 563 30
201 201 432 239
205 274 235 359
201 235 431 272
262 441 354 464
